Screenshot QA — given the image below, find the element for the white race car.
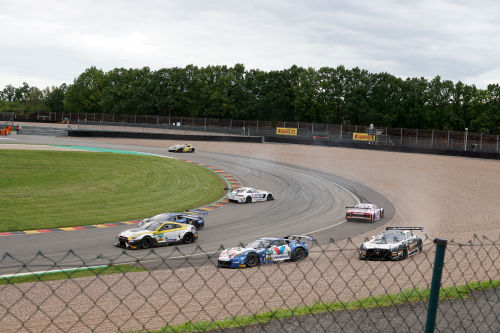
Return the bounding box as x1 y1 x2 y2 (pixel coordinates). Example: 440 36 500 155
228 187 274 203
346 203 384 222
116 221 198 249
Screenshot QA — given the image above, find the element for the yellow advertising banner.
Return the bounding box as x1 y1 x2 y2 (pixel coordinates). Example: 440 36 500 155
276 127 298 136
352 133 375 141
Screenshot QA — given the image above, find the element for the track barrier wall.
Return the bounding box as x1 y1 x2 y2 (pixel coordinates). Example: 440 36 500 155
67 130 264 143
0 236 498 332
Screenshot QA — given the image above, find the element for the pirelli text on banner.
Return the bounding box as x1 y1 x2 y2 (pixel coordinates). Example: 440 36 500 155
353 133 375 141
276 127 298 136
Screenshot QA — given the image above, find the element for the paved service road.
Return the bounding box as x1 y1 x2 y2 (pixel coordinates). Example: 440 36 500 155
0 136 394 275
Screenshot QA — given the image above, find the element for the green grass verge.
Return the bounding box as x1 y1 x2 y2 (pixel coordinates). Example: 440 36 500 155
0 264 146 285
0 150 226 231
145 279 500 332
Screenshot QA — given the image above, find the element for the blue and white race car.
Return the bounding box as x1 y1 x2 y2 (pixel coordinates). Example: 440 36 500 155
217 235 313 268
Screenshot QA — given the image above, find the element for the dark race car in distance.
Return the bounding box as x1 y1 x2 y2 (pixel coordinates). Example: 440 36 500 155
359 227 424 260
138 210 207 229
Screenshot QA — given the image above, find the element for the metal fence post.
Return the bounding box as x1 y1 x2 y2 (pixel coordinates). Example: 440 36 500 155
425 238 448 333
497 135 499 153
339 124 342 140
400 128 403 145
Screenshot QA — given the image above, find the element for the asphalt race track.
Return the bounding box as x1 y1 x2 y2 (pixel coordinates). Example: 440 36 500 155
0 135 394 275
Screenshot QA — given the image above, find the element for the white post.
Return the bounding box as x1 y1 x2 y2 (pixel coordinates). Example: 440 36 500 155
340 124 342 139
480 132 482 151
400 128 403 144
431 130 434 147
312 123 314 137
447 131 450 149
497 135 499 153
416 128 418 145
464 128 468 151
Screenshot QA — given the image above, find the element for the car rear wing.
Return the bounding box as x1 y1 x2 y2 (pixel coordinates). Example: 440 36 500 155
345 206 370 209
184 209 208 216
285 235 314 242
386 227 424 231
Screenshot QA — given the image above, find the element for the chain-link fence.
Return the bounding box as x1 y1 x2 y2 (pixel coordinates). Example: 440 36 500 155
0 235 498 332
2 112 499 153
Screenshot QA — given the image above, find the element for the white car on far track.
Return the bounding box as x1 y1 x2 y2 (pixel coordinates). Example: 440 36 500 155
228 187 274 203
346 203 384 222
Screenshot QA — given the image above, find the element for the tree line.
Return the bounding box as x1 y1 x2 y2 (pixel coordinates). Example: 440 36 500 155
1 64 499 134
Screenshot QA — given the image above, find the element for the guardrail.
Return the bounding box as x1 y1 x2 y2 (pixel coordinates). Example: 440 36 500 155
0 236 498 332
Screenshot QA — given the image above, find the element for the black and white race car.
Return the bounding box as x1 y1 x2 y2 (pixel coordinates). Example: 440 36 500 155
228 187 274 203
359 227 424 260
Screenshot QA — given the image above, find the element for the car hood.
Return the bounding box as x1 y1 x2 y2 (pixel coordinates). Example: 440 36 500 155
219 247 257 260
119 228 152 238
361 241 397 250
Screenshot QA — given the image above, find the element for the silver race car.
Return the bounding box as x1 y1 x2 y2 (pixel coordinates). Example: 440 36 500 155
116 221 198 249
228 187 274 203
359 227 424 260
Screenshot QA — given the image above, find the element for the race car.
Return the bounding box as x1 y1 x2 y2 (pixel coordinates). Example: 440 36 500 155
116 221 198 249
346 203 384 222
138 210 207 229
168 144 195 153
217 235 313 268
358 227 424 260
228 187 274 203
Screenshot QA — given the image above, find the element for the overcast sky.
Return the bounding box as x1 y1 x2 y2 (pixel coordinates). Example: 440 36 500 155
1 0 499 89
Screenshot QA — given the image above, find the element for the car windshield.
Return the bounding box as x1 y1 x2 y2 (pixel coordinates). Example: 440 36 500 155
246 239 272 249
373 231 405 244
141 222 161 231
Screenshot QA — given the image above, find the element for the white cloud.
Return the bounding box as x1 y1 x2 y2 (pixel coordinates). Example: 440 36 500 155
1 0 499 89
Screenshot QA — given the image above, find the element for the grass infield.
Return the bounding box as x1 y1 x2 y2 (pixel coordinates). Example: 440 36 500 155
0 264 146 285
0 150 226 232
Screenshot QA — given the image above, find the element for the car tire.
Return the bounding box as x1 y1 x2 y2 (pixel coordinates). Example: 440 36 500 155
267 194 273 201
371 214 376 223
190 148 195 153
245 252 259 267
182 233 195 244
401 246 408 260
245 196 252 203
381 210 384 219
141 237 153 249
291 247 306 262
417 240 423 252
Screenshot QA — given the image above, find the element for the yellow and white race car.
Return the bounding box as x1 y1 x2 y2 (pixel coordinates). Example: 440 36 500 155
116 221 198 249
168 144 195 153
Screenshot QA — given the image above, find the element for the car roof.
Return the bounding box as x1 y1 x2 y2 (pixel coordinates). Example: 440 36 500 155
258 237 284 241
356 203 374 208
